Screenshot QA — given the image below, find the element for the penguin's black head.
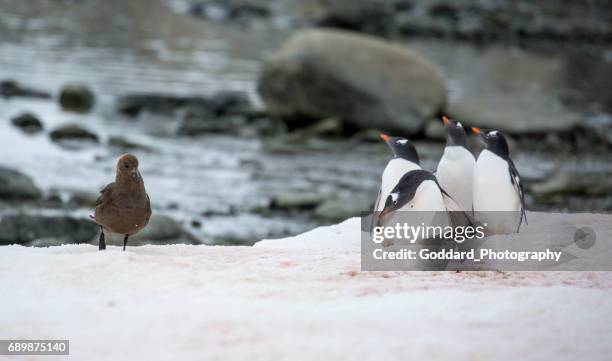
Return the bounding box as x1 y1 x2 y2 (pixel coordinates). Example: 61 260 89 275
378 169 437 225
379 133 420 165
379 191 402 225
442 116 467 148
472 127 510 159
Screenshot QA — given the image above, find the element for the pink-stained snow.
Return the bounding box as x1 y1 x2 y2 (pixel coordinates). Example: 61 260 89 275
0 212 611 360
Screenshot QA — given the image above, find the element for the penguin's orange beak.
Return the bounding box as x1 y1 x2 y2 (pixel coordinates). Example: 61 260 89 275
379 207 392 220
377 207 393 226
442 116 450 124
471 127 481 134
379 133 391 142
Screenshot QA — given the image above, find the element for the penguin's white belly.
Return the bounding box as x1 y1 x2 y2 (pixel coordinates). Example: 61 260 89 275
436 146 475 212
473 150 521 234
376 159 420 211
473 151 520 211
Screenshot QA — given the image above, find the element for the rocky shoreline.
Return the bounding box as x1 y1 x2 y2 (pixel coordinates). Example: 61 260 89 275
1 0 610 247
1 71 610 247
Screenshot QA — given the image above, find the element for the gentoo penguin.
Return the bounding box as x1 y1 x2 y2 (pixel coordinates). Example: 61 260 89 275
377 169 467 240
436 116 475 212
374 133 421 212
471 127 527 234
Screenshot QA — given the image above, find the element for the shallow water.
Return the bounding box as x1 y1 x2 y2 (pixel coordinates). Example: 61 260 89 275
1 0 611 244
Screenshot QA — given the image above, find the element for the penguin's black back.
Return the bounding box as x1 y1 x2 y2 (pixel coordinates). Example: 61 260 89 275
388 169 443 207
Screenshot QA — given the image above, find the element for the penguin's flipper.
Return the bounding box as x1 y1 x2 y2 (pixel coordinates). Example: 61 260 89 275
508 158 527 231
440 191 462 212
430 174 475 226
440 189 475 227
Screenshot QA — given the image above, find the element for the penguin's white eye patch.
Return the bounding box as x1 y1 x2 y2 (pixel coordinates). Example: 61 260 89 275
489 130 499 136
457 122 463 128
396 139 408 145
390 192 399 203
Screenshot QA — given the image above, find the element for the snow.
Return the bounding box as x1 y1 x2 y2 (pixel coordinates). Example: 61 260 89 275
1 212 611 360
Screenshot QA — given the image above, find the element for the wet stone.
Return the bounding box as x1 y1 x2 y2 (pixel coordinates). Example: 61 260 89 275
11 112 44 134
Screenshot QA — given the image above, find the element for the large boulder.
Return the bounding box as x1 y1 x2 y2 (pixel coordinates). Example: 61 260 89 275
314 195 372 222
257 29 447 134
0 167 42 200
116 91 249 117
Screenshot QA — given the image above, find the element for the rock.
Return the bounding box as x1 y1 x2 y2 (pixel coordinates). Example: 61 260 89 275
257 29 446 135
314 195 372 222
294 0 394 34
270 192 328 210
67 191 99 208
168 93 258 136
0 215 97 245
118 94 207 116
11 112 43 134
166 202 180 210
189 0 270 22
116 91 249 117
208 91 251 116
50 124 99 144
281 118 343 142
530 173 612 198
0 167 42 200
45 191 63 205
176 113 247 136
125 214 201 245
201 205 237 217
213 234 258 246
446 99 581 135
246 116 288 136
264 135 344 155
0 80 51 99
108 136 153 152
59 84 95 112
25 238 78 248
